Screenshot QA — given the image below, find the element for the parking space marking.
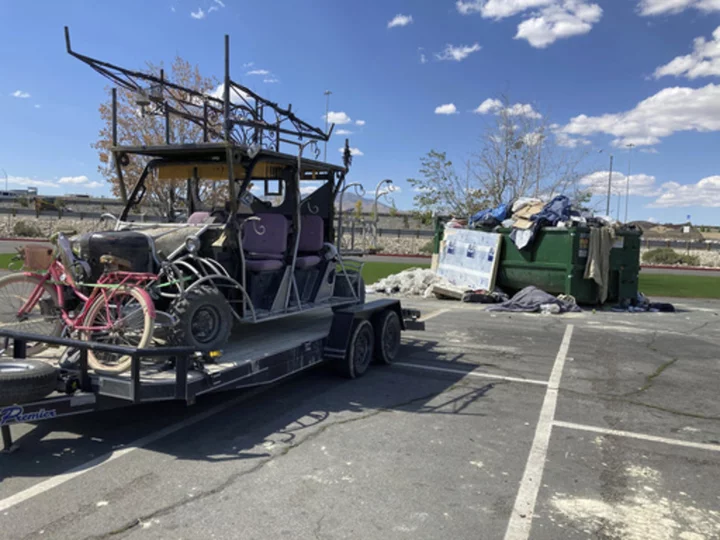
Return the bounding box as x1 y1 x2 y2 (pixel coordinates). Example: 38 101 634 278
554 420 720 453
0 388 265 514
419 308 452 322
394 362 548 386
504 324 574 540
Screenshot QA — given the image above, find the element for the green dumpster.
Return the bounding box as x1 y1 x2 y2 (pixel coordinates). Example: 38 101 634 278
496 227 642 305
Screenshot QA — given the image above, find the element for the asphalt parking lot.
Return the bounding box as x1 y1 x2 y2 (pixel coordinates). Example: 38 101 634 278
1 297 720 539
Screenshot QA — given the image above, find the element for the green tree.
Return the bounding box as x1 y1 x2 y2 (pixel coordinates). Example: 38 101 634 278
353 199 363 219
407 150 488 218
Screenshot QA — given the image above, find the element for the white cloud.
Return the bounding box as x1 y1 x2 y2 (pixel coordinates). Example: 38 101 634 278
554 132 591 148
654 26 720 79
647 217 658 223
336 129 353 135
516 1 602 48
420 53 427 64
34 104 41 109
650 176 720 207
263 78 279 83
640 147 659 154
475 98 503 114
435 103 458 115
84 181 103 189
171 6 176 12
210 83 253 104
208 6 218 12
388 14 413 28
11 90 30 99
58 175 91 185
8 176 58 188
325 111 352 125
190 8 205 19
638 0 720 16
243 62 254 68
562 83 720 147
339 147 364 156
581 171 662 197
246 69 270 76
582 170 720 208
214 0 225 6
355 119 366 126
457 0 602 48
474 98 542 118
435 43 482 62
457 0 552 17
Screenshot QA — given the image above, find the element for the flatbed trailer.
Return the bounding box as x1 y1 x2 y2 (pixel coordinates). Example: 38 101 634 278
0 299 422 453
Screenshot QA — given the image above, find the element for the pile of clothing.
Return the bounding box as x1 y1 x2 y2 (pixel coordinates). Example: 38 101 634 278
469 195 623 251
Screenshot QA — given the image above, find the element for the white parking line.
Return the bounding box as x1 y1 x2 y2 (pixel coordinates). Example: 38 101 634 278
394 362 548 386
0 388 264 514
554 420 720 453
504 324 574 540
419 308 451 322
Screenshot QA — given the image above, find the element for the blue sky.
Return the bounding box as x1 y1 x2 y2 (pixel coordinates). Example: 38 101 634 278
1 0 720 224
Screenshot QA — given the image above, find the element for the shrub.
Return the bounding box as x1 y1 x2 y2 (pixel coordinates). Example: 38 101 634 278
642 248 700 266
13 220 44 238
420 240 434 254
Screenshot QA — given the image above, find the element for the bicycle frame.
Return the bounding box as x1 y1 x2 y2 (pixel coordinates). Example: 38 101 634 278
17 259 157 334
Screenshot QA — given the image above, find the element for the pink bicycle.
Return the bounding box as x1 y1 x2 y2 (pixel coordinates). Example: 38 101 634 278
0 235 156 374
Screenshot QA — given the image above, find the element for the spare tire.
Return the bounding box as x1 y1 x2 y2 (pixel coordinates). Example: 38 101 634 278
0 360 58 406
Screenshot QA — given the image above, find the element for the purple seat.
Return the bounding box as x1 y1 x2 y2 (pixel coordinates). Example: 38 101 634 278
243 213 288 272
295 215 324 270
187 211 210 224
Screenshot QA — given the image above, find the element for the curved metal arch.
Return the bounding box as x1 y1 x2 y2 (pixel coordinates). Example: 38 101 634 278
184 274 256 322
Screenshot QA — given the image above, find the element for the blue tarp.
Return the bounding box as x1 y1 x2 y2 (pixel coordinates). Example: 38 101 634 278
469 204 510 226
531 195 571 227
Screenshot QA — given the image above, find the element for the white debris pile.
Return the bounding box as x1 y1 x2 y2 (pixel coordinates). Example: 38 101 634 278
367 268 448 297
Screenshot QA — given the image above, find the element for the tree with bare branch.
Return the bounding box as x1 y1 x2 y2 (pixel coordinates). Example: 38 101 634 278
408 95 590 218
93 57 217 220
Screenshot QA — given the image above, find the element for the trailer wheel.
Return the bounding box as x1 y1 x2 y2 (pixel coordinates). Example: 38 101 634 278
373 310 401 365
0 360 57 406
342 320 374 379
171 286 233 351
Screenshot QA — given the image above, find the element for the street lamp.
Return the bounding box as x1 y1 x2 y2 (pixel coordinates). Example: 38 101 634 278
624 143 635 223
337 182 365 250
323 90 332 162
373 179 393 248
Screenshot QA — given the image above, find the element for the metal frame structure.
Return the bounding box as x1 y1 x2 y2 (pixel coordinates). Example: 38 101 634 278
64 27 362 332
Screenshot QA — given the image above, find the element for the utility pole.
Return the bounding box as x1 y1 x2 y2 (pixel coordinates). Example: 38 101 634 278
624 144 635 223
605 154 613 216
323 90 332 162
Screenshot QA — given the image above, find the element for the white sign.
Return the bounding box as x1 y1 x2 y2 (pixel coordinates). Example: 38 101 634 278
437 229 502 291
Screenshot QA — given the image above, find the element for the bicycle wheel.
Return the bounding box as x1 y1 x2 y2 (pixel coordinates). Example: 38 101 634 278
0 273 63 356
83 287 155 374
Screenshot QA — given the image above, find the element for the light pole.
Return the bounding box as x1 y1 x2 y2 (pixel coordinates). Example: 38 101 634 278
337 182 365 250
624 143 635 223
323 90 332 162
606 154 613 216
373 179 393 248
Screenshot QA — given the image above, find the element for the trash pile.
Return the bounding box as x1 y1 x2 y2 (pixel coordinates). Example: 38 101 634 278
367 268 444 297
469 195 628 251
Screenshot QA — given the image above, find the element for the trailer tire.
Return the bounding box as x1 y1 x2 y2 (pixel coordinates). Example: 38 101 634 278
373 310 401 365
170 286 233 351
340 320 374 379
0 360 57 406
